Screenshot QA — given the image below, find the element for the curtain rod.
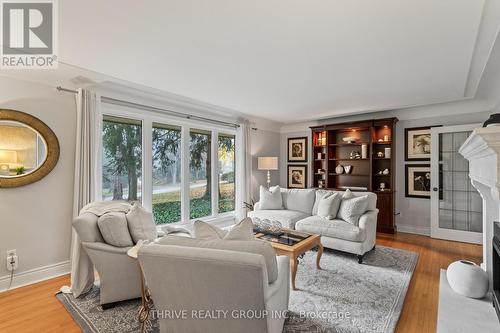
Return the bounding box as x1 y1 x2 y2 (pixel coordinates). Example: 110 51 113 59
56 86 240 128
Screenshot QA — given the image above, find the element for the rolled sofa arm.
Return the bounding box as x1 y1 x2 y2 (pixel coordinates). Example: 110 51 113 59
82 241 132 255
358 209 379 230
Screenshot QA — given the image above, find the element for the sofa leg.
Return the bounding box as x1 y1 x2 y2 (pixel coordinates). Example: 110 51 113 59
357 255 364 264
101 302 116 310
372 245 376 251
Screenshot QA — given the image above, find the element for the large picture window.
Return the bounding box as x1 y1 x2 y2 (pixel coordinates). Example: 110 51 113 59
152 123 182 224
100 107 237 225
102 116 142 202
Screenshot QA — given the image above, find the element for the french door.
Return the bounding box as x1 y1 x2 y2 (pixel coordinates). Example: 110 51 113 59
430 124 482 244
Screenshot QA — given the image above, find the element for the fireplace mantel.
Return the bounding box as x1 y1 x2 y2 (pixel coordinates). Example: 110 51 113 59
459 126 500 287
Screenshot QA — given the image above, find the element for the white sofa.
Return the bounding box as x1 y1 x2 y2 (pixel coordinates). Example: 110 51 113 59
248 188 378 263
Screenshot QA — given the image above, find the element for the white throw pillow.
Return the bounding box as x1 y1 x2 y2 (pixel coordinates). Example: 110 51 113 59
193 220 228 239
312 190 331 215
97 212 134 247
224 217 254 240
194 218 254 240
259 185 283 210
337 190 369 226
316 192 342 219
126 203 158 243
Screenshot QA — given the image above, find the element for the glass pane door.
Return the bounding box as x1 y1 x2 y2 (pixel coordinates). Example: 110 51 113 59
431 124 482 244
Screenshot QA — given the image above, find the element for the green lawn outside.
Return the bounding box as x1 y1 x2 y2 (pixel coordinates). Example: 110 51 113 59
152 183 235 224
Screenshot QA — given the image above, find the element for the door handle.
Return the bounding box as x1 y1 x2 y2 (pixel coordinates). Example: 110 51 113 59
432 187 439 192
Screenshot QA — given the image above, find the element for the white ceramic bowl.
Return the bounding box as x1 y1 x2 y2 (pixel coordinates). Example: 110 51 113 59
446 260 488 299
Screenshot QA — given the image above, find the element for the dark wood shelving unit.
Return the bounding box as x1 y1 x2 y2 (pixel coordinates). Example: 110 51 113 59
311 117 398 234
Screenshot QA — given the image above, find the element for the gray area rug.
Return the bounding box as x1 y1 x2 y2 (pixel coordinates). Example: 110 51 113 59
57 246 417 333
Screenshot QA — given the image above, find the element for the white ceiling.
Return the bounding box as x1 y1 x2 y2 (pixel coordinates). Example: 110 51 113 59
46 1 500 121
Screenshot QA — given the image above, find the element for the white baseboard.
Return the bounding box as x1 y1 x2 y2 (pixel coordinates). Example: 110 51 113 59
0 260 70 293
397 224 431 236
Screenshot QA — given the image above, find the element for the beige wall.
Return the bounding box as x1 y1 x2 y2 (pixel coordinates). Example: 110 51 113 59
0 76 76 284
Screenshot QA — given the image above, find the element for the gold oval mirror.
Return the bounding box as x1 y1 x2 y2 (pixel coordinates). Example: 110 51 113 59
0 109 60 188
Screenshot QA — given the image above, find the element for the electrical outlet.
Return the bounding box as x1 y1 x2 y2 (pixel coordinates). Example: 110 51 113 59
6 250 18 271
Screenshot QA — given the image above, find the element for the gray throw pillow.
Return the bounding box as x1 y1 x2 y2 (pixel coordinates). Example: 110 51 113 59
259 185 283 210
337 190 369 226
316 192 342 219
158 236 279 283
126 204 158 243
97 212 134 247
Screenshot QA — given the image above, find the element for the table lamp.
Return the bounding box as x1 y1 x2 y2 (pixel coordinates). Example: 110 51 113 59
258 157 278 188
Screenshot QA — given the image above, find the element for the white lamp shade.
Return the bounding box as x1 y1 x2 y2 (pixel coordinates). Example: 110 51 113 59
0 150 17 164
258 157 278 170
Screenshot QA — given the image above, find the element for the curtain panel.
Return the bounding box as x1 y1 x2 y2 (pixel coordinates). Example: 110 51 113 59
62 89 99 297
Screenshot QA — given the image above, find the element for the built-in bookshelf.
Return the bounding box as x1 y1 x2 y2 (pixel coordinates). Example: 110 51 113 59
310 117 398 233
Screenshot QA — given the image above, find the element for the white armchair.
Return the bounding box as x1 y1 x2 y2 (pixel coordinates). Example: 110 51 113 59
72 212 142 308
138 244 290 333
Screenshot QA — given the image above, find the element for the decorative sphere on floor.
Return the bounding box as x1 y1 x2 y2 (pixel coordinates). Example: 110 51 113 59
446 260 488 299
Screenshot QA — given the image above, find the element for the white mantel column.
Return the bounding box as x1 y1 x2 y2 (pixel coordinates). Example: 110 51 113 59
459 127 500 287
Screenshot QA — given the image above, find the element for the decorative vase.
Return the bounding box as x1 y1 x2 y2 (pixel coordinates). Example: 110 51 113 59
446 260 489 299
382 168 390 175
361 144 368 159
335 165 344 174
384 147 391 158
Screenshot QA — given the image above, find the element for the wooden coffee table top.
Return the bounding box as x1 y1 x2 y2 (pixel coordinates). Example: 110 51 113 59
254 230 320 255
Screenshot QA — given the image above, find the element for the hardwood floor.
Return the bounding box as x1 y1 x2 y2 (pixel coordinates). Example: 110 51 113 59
0 232 482 333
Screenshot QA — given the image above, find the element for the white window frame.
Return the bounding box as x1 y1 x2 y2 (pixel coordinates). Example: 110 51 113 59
97 101 238 226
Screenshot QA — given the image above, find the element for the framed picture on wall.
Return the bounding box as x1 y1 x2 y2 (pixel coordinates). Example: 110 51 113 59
288 165 307 189
405 164 431 198
404 126 440 161
288 137 308 162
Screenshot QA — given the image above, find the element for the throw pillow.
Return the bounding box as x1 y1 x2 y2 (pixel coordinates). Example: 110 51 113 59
224 217 254 240
126 203 158 243
337 190 369 226
158 236 279 283
97 212 134 247
193 220 228 239
312 190 331 215
259 185 283 210
194 218 254 240
316 192 342 219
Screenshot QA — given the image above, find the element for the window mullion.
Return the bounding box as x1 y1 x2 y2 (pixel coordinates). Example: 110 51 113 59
181 125 190 222
142 118 153 211
212 130 219 217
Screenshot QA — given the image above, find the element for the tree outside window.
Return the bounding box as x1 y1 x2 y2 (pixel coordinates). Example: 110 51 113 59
102 116 142 202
